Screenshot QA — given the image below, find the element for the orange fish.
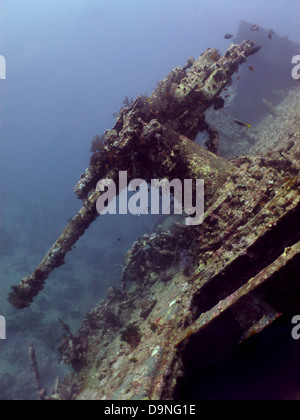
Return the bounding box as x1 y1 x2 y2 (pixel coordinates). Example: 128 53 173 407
248 66 255 72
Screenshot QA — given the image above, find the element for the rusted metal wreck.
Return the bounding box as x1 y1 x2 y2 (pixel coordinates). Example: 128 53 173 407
8 38 300 400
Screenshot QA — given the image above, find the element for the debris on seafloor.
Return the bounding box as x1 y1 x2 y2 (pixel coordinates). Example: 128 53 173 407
8 40 259 310
28 344 41 390
28 343 46 400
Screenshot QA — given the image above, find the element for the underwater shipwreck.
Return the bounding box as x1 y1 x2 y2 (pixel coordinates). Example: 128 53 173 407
8 23 300 400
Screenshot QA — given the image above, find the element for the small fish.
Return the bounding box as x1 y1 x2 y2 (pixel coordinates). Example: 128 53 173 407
224 33 234 39
117 237 122 242
268 28 275 39
248 66 255 72
225 95 230 98
251 24 259 32
234 119 251 128
237 76 241 81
